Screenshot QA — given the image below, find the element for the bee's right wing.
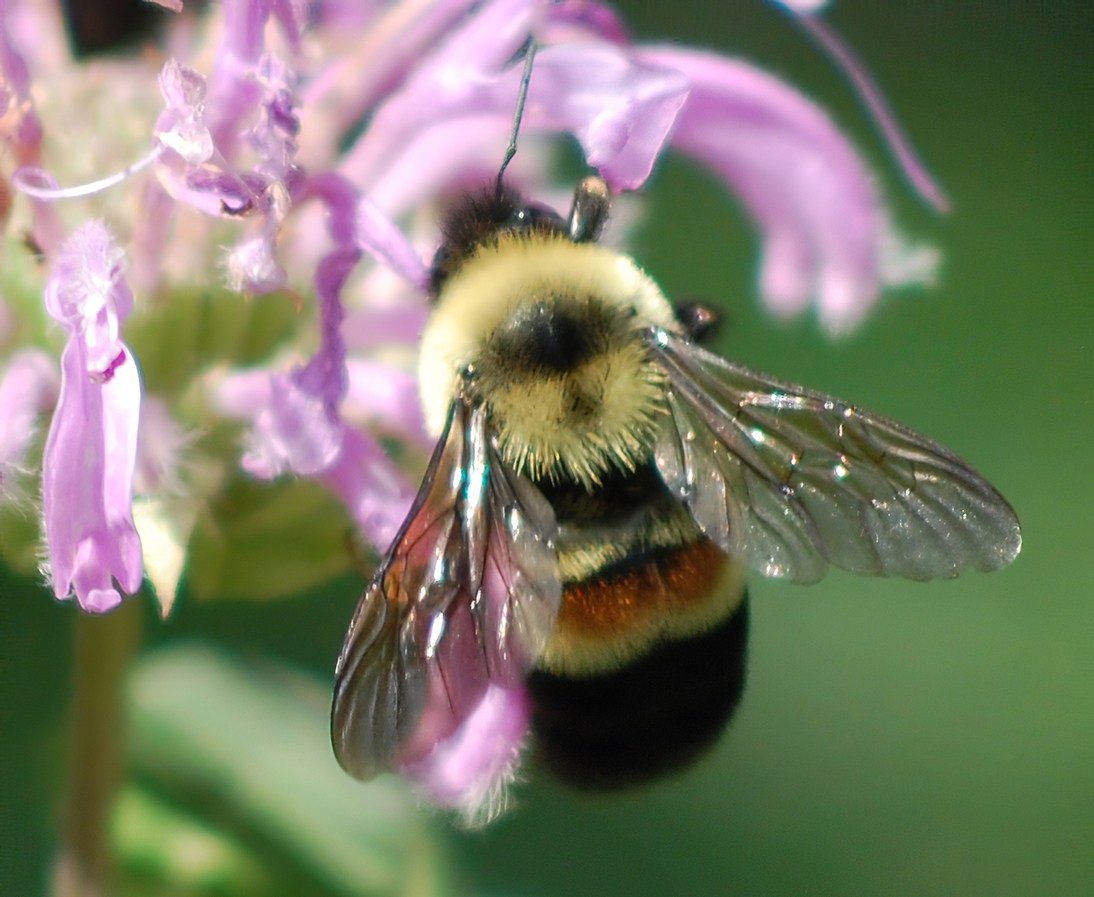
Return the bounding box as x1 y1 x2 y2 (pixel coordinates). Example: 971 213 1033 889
331 398 559 781
647 327 1021 584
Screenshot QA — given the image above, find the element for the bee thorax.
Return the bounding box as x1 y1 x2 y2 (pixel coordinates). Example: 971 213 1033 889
417 230 680 487
467 294 663 486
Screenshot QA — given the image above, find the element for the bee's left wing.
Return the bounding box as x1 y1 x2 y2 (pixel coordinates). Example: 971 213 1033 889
647 327 1021 583
331 398 559 780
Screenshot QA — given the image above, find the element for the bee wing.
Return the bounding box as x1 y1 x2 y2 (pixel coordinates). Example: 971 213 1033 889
331 399 559 780
647 328 1021 583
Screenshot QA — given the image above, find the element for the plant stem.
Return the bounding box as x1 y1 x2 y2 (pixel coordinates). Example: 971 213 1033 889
51 598 142 897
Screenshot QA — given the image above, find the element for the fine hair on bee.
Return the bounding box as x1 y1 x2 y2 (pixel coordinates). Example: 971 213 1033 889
331 39 1022 817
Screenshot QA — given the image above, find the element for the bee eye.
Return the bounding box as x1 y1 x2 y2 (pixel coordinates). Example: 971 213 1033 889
505 203 562 233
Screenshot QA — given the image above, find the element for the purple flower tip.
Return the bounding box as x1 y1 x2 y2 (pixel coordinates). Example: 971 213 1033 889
156 59 214 165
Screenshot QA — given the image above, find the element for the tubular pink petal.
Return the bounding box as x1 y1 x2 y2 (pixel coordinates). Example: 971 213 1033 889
533 44 689 191
222 0 301 64
299 246 356 407
43 341 143 611
152 146 262 218
224 232 289 295
638 47 884 329
317 425 415 550
295 0 485 169
208 368 272 420
791 12 949 212
540 0 630 45
236 180 361 479
155 59 213 164
342 306 429 352
42 221 135 389
344 359 432 449
133 397 188 496
298 172 359 254
401 684 530 823
242 374 342 478
245 55 301 183
344 40 688 195
0 5 43 166
354 196 430 287
352 115 513 215
207 0 302 157
130 181 177 293
41 223 144 610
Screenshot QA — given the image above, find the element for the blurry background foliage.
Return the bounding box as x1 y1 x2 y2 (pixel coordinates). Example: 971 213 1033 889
2 2 1091 895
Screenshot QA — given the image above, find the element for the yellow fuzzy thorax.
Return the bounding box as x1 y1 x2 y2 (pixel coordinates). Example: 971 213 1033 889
477 329 664 487
419 232 679 487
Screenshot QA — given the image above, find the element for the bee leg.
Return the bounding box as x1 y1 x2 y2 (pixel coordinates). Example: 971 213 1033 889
568 176 612 243
673 300 722 344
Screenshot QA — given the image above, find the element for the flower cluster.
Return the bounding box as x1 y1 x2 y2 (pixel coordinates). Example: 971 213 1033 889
1 0 942 817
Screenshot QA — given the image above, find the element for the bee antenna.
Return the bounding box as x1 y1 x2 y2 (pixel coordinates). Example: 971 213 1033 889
496 38 537 200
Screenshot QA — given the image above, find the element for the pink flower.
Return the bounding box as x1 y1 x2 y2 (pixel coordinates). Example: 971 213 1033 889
401 685 531 821
3 0 949 815
306 0 946 817
41 221 143 613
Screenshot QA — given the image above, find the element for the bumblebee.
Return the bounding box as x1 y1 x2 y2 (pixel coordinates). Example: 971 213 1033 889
330 172 1022 793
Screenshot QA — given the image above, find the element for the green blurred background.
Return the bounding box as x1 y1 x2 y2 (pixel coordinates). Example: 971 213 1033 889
2 2 1091 895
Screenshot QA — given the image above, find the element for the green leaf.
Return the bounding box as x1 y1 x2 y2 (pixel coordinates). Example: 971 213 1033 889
125 644 462 897
186 476 356 601
113 784 277 896
125 287 301 400
0 501 43 576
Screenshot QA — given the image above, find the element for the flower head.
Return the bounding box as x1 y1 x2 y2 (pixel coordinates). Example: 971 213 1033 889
2 0 946 815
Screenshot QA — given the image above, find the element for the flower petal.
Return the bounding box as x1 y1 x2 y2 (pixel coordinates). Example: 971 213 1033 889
43 341 143 611
344 359 432 449
155 59 214 164
341 11 688 195
44 221 134 362
41 223 143 611
241 374 343 478
316 425 415 549
354 196 430 286
401 684 530 826
639 46 884 331
0 349 59 496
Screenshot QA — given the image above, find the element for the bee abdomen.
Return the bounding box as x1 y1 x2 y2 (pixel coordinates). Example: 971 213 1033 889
556 539 729 639
527 594 749 790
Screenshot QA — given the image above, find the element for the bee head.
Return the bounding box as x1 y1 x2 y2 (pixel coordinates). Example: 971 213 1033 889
428 185 565 297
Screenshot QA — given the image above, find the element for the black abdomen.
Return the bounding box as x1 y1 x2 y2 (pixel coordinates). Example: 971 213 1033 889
528 595 749 790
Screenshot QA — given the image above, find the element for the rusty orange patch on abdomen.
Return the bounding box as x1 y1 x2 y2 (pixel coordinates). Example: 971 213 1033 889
557 538 729 639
